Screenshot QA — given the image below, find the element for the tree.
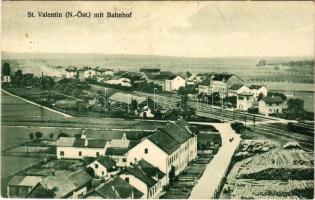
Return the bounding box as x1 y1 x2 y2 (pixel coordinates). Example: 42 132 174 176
2 62 11 76
130 99 138 113
186 71 192 78
35 131 43 140
169 165 176 184
14 70 23 88
29 132 34 140
268 92 287 101
49 133 54 140
287 98 304 118
29 185 57 198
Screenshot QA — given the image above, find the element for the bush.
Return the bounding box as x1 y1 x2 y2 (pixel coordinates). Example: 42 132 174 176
231 122 245 134
35 131 43 140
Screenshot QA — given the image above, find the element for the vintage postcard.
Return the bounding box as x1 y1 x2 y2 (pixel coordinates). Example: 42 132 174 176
1 1 314 199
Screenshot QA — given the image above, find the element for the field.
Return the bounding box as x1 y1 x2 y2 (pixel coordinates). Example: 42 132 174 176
1 91 65 119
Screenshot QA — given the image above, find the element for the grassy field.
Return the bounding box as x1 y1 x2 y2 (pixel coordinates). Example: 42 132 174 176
1 91 65 119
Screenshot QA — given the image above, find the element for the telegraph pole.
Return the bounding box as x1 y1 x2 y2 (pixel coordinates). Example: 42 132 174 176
244 112 247 127
40 72 44 119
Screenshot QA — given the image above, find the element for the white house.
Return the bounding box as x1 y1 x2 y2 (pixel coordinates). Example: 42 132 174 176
228 84 251 96
119 159 166 199
87 156 117 180
65 67 77 79
78 67 96 81
56 137 108 159
127 119 197 183
259 96 284 116
210 74 243 96
2 75 11 83
237 92 254 111
105 77 132 87
250 85 268 99
95 67 113 77
165 75 186 91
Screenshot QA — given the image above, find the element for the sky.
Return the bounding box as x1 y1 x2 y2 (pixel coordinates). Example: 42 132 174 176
2 1 314 57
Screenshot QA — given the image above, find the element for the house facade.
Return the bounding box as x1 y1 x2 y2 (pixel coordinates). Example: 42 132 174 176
250 85 268 99
65 67 77 79
259 96 284 116
105 77 132 87
228 84 251 96
95 67 113 77
119 159 166 199
165 76 186 91
237 92 254 111
87 156 117 180
210 74 243 96
78 67 96 81
56 137 107 159
127 119 197 183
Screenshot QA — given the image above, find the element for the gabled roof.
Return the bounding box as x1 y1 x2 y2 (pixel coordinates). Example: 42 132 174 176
250 85 265 90
212 73 242 82
166 75 184 80
92 177 143 199
77 67 94 72
83 130 152 141
67 169 92 188
262 96 283 104
124 165 157 187
105 147 129 155
138 159 165 179
159 121 192 144
94 67 113 72
148 130 180 155
32 169 92 198
56 137 106 148
8 176 42 187
97 156 116 170
87 139 107 148
229 84 246 90
65 67 77 72
109 92 147 105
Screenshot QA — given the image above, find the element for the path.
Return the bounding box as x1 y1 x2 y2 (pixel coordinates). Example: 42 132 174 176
189 123 241 199
2 89 73 118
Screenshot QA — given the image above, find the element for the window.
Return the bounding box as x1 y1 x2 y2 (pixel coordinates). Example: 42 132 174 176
96 152 100 157
78 151 82 156
102 171 104 175
122 158 127 162
125 177 129 183
60 151 64 156
95 164 98 169
144 148 148 154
